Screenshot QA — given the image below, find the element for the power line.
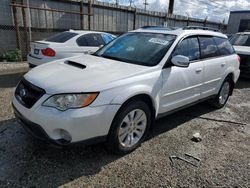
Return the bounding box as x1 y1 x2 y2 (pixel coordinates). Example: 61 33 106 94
180 0 227 15
198 0 231 12
179 0 229 21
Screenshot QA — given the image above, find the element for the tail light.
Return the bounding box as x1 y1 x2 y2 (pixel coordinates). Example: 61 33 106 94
237 55 241 63
41 48 56 57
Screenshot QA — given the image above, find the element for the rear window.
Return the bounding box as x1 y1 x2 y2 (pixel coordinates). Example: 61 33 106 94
199 36 218 59
214 37 235 56
230 34 250 47
45 32 78 43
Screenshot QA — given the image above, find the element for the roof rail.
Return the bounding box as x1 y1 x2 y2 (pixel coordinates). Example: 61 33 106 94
139 26 176 31
183 26 220 32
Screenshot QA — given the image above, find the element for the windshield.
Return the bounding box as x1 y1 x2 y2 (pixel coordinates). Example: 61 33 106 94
94 32 176 66
230 34 250 47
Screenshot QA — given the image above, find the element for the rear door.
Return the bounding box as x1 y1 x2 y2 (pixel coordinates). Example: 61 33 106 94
76 33 105 54
160 36 203 113
200 36 234 98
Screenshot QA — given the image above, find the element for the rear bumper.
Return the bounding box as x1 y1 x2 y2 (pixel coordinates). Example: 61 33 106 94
27 54 56 66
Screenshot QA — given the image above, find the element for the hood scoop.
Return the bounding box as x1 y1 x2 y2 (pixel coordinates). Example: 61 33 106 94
65 60 86 69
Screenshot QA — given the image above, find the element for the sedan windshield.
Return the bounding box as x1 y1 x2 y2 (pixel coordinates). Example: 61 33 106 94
94 32 176 66
230 34 250 47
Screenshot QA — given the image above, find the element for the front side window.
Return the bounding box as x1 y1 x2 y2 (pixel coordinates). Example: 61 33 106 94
172 37 200 61
214 37 235 56
102 34 115 44
199 36 218 59
230 34 250 47
77 34 105 47
94 32 176 66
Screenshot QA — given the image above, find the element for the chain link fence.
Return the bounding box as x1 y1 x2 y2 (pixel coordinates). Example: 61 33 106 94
0 0 227 62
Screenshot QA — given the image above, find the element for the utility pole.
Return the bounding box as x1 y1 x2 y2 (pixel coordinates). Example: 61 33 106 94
129 0 132 7
168 0 174 14
143 0 148 11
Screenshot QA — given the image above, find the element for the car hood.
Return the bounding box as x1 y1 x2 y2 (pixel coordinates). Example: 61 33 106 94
24 55 154 94
233 46 250 55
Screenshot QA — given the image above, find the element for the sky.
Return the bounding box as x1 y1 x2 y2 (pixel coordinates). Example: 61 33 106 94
100 0 250 23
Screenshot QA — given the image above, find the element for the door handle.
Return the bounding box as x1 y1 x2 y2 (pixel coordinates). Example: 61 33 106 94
195 68 202 73
221 63 226 67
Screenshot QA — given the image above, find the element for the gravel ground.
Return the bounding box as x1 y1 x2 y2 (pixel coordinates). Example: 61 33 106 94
0 69 249 187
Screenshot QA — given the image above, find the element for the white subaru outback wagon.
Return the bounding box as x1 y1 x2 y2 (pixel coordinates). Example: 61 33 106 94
13 26 240 154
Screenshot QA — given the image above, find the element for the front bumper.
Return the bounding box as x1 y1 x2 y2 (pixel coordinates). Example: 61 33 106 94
12 94 121 145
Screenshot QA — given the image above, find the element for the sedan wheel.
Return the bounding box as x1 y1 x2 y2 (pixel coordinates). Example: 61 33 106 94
106 100 151 155
118 109 147 148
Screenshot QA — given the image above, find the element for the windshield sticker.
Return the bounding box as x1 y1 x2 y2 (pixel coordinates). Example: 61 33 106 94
148 38 169 45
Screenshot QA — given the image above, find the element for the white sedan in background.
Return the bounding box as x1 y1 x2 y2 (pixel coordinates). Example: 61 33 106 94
27 30 116 67
230 32 250 78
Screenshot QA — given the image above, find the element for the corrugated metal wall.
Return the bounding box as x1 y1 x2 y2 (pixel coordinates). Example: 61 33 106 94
0 0 227 58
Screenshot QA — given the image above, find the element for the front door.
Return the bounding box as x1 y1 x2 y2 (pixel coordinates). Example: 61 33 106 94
159 36 203 114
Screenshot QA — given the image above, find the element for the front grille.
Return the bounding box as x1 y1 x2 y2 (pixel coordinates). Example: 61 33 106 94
15 79 45 108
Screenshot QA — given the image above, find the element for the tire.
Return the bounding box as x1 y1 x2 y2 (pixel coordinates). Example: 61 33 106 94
106 100 152 155
209 78 233 109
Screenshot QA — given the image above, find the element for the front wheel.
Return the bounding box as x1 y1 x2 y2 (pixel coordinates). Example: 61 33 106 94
106 100 152 155
209 78 232 109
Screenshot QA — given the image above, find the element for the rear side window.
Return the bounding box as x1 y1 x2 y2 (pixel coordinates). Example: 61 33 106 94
45 32 78 43
172 37 200 61
199 36 218 59
214 37 235 56
77 34 105 47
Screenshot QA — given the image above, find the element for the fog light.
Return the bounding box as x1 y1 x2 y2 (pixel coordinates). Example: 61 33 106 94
60 129 72 142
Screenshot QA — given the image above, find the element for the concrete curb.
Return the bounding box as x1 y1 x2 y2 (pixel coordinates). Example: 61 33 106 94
0 62 29 75
0 67 29 75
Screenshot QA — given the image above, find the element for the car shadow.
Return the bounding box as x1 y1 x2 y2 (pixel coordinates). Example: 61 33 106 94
148 102 215 140
235 77 250 89
0 101 215 187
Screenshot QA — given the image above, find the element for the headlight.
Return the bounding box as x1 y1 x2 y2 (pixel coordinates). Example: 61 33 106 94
43 93 98 111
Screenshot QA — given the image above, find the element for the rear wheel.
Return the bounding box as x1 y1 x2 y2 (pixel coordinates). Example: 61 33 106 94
209 78 232 109
106 100 151 155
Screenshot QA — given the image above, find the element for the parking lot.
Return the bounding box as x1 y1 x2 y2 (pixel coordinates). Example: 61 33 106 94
0 64 249 187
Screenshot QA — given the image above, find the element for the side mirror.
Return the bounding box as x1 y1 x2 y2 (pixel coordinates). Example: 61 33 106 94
171 55 190 68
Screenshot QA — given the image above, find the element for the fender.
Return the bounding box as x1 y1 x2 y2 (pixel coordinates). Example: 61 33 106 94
110 84 161 117
215 67 239 94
